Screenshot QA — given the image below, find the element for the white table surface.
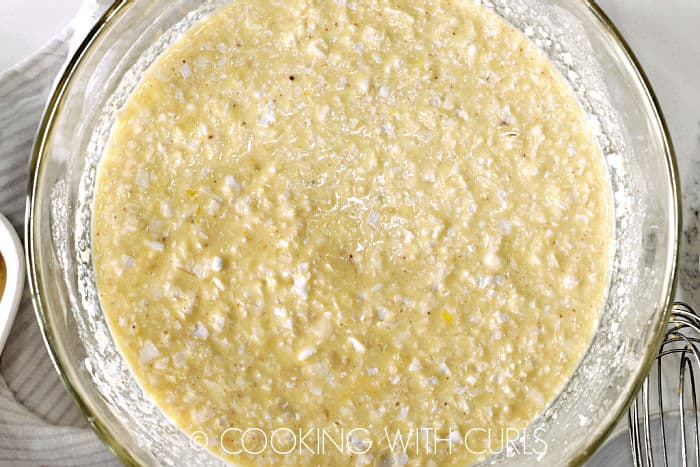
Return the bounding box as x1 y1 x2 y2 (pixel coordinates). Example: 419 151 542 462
0 0 82 72
0 0 698 463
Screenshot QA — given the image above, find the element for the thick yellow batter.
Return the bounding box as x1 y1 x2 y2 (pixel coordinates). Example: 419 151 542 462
92 0 612 465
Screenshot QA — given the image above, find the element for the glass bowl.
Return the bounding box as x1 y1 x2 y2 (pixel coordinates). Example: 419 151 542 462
26 0 680 465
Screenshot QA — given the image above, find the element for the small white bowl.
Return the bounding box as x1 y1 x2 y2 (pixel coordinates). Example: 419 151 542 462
0 213 24 355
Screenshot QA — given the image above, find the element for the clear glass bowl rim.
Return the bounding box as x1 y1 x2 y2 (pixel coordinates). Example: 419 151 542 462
24 0 681 465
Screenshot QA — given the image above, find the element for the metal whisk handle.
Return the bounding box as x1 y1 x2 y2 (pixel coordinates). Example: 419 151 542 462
628 302 700 467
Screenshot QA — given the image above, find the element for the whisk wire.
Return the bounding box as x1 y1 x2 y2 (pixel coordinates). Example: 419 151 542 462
629 398 642 465
679 355 689 466
628 302 700 467
644 379 654 466
676 333 700 466
658 358 669 467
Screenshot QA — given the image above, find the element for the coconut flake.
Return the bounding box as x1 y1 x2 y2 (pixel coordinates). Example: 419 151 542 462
273 307 293 329
500 105 516 125
563 275 578 289
381 122 395 136
438 362 451 376
172 351 187 368
293 273 309 299
146 241 164 252
139 341 160 364
121 255 136 269
225 175 240 190
180 62 192 79
408 358 422 371
484 252 502 269
348 336 366 353
135 169 150 188
259 102 277 126
161 202 174 218
367 209 381 228
211 313 225 333
193 322 209 339
298 347 316 361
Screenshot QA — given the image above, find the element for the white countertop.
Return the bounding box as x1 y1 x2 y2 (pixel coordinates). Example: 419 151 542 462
0 0 82 71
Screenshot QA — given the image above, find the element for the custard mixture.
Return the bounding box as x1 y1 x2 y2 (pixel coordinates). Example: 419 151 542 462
93 0 612 465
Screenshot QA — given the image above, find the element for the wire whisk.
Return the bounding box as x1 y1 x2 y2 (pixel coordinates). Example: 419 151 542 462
628 302 700 467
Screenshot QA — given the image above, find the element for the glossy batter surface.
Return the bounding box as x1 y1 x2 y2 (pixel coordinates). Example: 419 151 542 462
93 0 612 464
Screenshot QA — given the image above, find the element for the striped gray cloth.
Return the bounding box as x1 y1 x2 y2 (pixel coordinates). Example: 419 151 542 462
0 3 117 465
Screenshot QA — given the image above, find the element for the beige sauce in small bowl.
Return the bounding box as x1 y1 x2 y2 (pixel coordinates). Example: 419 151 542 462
0 254 6 300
